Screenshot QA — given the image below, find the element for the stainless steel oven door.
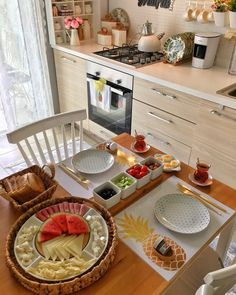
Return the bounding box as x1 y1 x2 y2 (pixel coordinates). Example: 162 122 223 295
87 74 132 135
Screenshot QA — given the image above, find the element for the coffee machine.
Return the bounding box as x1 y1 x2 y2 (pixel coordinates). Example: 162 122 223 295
192 33 221 69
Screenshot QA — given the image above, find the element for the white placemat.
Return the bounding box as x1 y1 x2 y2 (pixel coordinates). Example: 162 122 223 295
55 144 143 198
115 176 235 281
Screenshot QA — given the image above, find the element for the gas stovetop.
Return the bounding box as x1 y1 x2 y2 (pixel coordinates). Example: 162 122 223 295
93 45 164 68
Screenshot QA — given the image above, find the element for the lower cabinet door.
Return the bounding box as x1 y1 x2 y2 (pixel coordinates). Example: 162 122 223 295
88 120 116 141
132 123 192 164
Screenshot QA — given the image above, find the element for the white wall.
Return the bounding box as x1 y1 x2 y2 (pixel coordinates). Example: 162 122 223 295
108 0 234 68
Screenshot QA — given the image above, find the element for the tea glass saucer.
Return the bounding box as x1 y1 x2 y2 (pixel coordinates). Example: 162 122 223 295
130 144 150 154
189 173 213 187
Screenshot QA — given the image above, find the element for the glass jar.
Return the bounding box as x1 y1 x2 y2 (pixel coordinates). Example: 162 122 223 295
133 134 147 152
74 4 81 15
85 4 92 14
194 160 211 183
54 21 61 31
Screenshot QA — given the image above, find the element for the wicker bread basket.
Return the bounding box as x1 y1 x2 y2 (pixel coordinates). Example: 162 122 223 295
0 164 57 212
6 196 118 295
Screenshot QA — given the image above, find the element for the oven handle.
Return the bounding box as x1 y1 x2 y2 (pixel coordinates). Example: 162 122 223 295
87 77 126 96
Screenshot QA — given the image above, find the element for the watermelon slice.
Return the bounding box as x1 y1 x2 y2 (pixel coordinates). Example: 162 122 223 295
80 204 89 216
63 201 69 212
74 203 81 214
66 214 89 235
52 204 60 213
58 203 64 212
37 231 59 243
52 213 68 232
40 219 62 236
46 206 55 216
69 203 75 213
35 211 48 222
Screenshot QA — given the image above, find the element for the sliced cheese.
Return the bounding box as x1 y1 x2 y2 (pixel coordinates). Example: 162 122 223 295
66 235 84 258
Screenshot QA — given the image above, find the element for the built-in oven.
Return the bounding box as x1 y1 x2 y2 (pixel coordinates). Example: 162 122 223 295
87 61 133 135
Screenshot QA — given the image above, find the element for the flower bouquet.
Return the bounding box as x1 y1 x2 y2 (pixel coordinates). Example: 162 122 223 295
211 0 229 12
228 0 236 28
211 0 229 27
64 16 84 45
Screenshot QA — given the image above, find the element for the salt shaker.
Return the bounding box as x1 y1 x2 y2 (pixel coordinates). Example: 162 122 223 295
106 142 117 151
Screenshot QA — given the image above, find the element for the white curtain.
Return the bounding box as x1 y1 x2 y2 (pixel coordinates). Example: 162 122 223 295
0 0 54 134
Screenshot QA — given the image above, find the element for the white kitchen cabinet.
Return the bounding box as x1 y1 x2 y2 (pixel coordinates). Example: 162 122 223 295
132 77 199 164
88 120 116 141
189 101 236 188
54 49 88 129
134 77 201 123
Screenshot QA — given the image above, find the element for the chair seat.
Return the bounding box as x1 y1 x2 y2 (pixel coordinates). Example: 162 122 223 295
164 247 223 295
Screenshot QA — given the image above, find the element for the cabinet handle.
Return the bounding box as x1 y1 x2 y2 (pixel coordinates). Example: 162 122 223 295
61 56 76 63
147 111 173 124
147 132 171 146
151 88 177 99
210 109 236 122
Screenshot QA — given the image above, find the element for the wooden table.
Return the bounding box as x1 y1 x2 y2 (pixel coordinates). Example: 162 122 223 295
1 133 236 295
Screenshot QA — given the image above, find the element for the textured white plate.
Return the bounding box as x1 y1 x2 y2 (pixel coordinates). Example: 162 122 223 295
72 149 114 174
189 173 213 187
154 193 210 234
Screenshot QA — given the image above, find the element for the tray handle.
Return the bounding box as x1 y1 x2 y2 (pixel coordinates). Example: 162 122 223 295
42 163 55 179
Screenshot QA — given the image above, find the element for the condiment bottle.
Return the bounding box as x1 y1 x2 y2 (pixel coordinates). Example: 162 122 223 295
83 19 91 40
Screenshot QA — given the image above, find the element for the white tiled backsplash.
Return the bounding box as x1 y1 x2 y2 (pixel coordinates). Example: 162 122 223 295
109 0 234 68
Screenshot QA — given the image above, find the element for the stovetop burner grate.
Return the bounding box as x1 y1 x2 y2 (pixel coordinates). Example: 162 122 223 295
94 45 164 68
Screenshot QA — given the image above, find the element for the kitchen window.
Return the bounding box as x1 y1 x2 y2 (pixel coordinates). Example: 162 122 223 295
0 0 54 134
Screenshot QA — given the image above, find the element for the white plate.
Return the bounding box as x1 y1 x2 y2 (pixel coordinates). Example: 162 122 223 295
154 193 210 234
72 149 114 174
110 8 130 31
154 154 181 172
130 144 150 154
189 173 213 187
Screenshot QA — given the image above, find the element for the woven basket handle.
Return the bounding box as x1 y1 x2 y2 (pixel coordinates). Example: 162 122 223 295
42 163 55 179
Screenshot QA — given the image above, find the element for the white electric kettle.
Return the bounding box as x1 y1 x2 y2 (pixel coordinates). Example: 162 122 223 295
138 21 165 52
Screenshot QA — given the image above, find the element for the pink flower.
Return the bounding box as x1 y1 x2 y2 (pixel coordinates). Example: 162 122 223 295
76 16 84 25
71 19 79 29
64 20 71 29
64 17 72 29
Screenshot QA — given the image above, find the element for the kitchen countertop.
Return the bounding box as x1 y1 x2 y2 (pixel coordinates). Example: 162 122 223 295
53 40 236 109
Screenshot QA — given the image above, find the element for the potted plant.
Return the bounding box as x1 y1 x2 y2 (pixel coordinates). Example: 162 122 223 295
64 16 84 46
211 0 229 27
228 0 236 28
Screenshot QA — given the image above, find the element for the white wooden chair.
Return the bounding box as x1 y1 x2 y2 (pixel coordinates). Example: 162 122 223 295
164 246 236 295
6 109 87 166
195 264 236 295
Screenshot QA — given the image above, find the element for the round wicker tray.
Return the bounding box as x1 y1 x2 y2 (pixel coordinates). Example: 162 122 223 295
6 196 118 295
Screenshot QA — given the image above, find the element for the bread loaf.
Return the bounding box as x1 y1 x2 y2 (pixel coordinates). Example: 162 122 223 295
6 173 45 204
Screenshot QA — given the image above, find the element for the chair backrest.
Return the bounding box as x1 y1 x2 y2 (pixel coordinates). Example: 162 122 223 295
7 109 87 166
195 264 236 295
